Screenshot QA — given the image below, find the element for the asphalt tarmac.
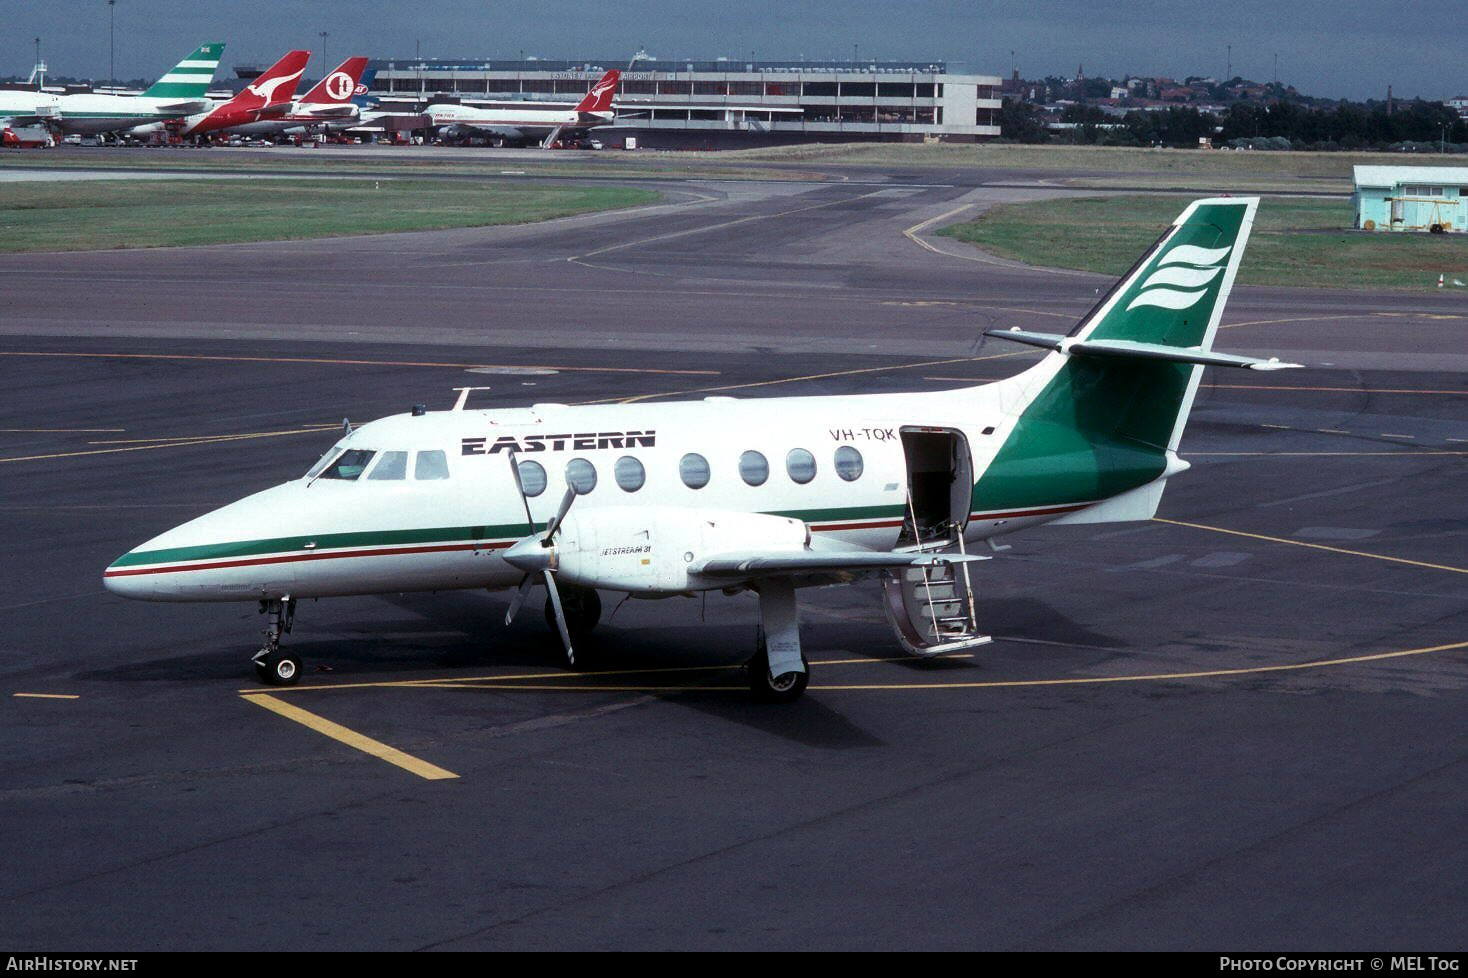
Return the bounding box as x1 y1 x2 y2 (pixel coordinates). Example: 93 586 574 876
1 164 1465 950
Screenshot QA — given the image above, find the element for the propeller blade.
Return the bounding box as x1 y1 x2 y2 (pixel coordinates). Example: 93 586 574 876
505 449 535 536
542 569 574 665
544 485 577 541
504 573 535 626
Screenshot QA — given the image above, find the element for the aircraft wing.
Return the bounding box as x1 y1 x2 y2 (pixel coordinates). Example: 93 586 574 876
690 549 985 578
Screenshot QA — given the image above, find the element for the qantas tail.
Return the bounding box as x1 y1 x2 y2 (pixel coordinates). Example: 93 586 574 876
298 56 371 105
574 70 620 115
142 43 225 100
226 49 311 113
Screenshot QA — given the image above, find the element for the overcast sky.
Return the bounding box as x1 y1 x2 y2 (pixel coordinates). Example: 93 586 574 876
3 0 1461 101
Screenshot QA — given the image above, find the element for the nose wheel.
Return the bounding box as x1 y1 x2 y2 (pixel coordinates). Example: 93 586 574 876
251 597 299 686
547 585 602 639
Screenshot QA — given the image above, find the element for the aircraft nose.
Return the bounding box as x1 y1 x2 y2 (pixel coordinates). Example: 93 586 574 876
103 552 174 600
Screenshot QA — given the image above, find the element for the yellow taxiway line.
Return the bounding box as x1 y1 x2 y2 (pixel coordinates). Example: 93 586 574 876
0 426 328 464
608 351 1026 405
1154 517 1467 575
12 692 80 700
323 637 1468 695
236 652 974 695
1189 451 1468 457
0 428 126 433
242 692 458 781
0 350 717 376
814 638 1468 691
903 203 975 257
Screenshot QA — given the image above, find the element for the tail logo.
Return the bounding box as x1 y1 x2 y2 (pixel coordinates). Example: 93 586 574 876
1126 243 1232 311
585 78 615 104
324 71 355 101
246 67 305 104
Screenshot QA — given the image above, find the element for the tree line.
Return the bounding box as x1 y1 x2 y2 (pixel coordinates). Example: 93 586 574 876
999 98 1468 151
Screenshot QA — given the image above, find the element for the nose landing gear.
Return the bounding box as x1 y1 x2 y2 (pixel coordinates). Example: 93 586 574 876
547 585 602 640
251 596 299 686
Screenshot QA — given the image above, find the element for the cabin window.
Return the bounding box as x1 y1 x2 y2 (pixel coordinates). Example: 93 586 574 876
517 460 547 497
566 457 597 495
368 451 408 481
834 445 863 482
415 450 450 481
615 456 645 492
739 450 769 486
319 449 375 481
786 448 817 485
305 444 344 478
679 452 711 489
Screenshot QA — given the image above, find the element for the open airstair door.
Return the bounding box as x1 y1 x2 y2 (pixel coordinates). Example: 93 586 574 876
897 427 972 549
884 427 991 657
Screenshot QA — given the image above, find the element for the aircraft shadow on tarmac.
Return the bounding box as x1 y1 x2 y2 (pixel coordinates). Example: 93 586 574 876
79 586 1130 694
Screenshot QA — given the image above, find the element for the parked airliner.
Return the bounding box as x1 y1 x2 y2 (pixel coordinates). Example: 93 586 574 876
105 197 1297 701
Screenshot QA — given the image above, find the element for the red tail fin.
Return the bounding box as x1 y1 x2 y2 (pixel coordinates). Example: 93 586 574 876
298 56 370 105
575 70 620 114
229 49 311 111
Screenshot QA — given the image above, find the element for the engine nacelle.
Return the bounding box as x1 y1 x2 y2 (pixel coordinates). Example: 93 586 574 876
552 506 808 593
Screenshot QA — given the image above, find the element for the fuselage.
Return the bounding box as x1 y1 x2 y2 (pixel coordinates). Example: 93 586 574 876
426 102 613 139
51 94 208 134
0 90 60 119
223 103 361 137
103 371 1103 604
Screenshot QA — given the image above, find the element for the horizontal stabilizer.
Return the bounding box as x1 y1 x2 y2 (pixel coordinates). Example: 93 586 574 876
985 328 1302 371
153 99 209 115
298 104 357 118
691 550 987 577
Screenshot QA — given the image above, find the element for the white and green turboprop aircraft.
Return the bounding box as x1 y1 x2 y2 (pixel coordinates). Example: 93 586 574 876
104 197 1298 700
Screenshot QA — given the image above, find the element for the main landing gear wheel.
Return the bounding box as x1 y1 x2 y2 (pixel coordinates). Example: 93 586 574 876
548 586 602 639
747 642 809 703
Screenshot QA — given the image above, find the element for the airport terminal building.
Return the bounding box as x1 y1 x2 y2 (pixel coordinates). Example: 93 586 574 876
369 58 1002 145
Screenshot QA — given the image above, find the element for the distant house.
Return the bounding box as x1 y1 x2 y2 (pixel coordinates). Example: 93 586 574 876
1353 165 1468 232
1446 96 1468 118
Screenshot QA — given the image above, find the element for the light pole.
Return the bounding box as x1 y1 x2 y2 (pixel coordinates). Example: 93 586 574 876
319 31 328 72
108 1 115 88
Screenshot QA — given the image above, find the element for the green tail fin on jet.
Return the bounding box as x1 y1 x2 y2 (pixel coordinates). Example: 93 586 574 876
142 43 225 99
974 197 1257 513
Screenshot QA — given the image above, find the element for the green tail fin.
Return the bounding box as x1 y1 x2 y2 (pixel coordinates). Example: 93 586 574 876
1076 196 1255 349
974 197 1257 515
142 43 225 99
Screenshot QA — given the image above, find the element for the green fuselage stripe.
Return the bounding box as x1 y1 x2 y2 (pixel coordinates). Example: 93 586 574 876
109 504 910 569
